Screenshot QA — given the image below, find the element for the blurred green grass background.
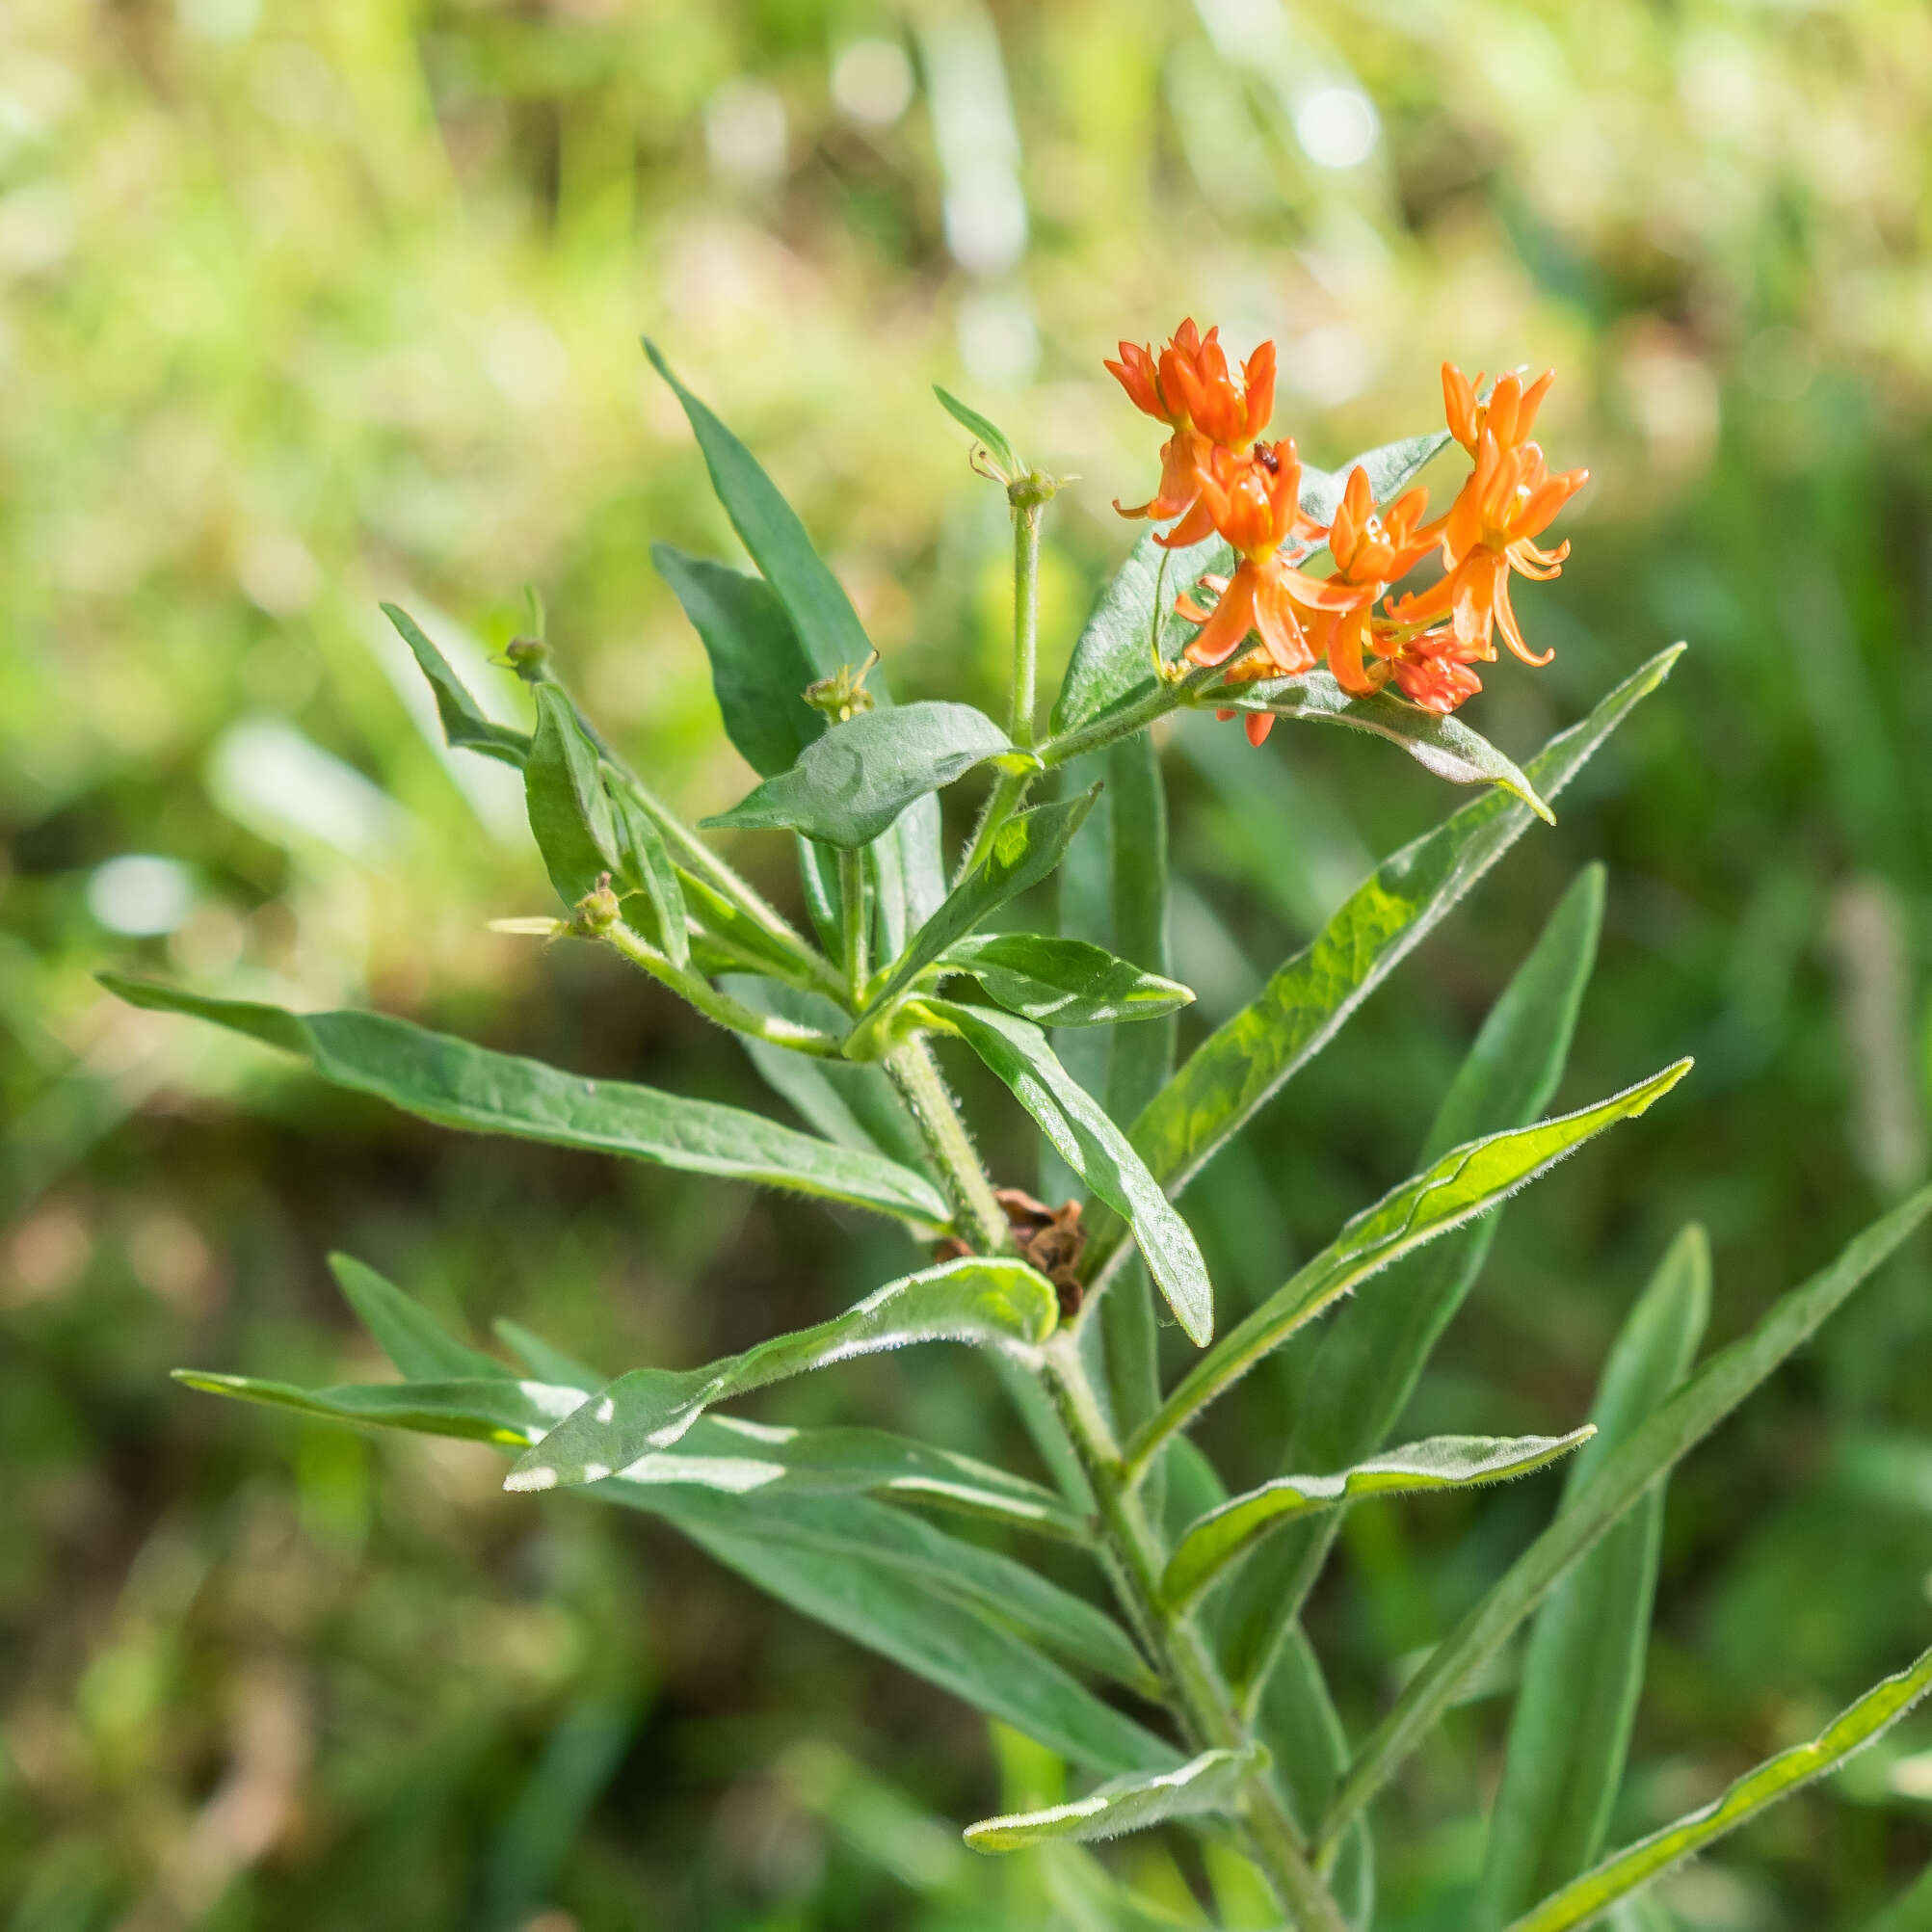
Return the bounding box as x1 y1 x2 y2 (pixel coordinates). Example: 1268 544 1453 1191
6 2 1932 1927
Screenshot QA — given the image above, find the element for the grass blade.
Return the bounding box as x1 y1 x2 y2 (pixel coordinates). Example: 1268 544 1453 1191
1322 1183 1932 1844
1477 1226 1712 1927
1502 1645 1932 1932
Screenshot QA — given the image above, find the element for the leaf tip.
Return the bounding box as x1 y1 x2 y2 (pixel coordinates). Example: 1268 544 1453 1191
503 1462 561 1494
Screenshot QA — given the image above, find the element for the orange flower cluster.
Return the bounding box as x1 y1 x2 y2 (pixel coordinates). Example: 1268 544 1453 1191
1108 327 1588 746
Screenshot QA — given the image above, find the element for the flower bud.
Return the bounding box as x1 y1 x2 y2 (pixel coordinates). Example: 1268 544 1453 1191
571 872 622 936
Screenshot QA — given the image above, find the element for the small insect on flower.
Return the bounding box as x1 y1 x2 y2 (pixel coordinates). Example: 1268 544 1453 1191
1107 320 1276 544
1174 439 1332 675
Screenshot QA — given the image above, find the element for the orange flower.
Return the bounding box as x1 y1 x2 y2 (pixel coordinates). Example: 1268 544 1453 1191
1389 431 1587 668
1442 362 1554 458
1176 441 1331 673
1108 321 1277 543
1381 625 1488 714
1210 648 1282 746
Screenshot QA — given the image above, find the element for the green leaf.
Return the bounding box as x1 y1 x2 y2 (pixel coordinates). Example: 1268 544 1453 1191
651 543 821 779
506 1257 1059 1491
646 1481 1151 1694
1502 1644 1932 1932
1216 864 1604 1692
1052 528 1229 735
1129 1061 1691 1464
1212 670 1552 822
608 786 689 968
101 976 951 1227
1321 1182 1932 1845
1164 1431 1594 1610
329 1253 509 1384
703 701 1027 847
632 1485 1178 1775
963 1747 1261 1852
524 685 622 907
934 384 1019 478
918 999 1214 1347
622 1415 1095 1545
1297 427 1455 529
382 601 531 768
645 341 946 923
176 1369 585 1445
646 339 874 677
862 790 1099 1024
943 934 1193 1027
1478 1226 1712 1929
1084 646 1683 1291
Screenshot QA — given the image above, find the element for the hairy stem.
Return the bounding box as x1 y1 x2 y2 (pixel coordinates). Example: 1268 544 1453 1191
838 847 868 998
883 1038 1008 1253
1011 496 1043 749
601 921 843 1055
1040 1337 1350 1932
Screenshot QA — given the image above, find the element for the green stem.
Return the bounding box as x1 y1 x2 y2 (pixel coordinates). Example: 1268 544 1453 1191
602 921 843 1055
1011 497 1042 749
838 847 868 998
1036 660 1224 770
1040 1338 1351 1932
883 1038 1007 1253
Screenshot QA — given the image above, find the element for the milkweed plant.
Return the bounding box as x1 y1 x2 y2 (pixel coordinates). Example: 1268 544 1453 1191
109 324 1932 1931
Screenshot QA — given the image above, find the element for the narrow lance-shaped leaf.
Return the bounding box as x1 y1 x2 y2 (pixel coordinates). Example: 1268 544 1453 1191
525 685 623 907
1081 646 1684 1294
704 701 1029 847
1478 1226 1712 1930
1321 1182 1932 1846
608 786 689 967
176 1369 588 1446
636 1484 1178 1776
1128 1062 1692 1468
1218 864 1604 1693
1164 1431 1595 1610
494 1319 600 1390
101 977 951 1228
917 998 1214 1347
1213 670 1552 821
329 1253 511 1384
934 384 1020 479
382 602 532 767
640 1484 1154 1698
1502 1644 1932 1932
645 339 946 931
942 934 1193 1027
963 1747 1262 1853
651 544 821 780
859 789 1100 1028
507 1258 1059 1491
